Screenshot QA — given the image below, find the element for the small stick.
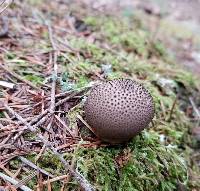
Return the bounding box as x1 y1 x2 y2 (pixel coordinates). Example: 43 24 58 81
0 164 17 179
41 90 45 112
54 115 74 137
189 97 200 126
38 174 69 185
189 97 200 119
49 52 57 114
0 118 16 124
27 71 82 127
35 117 54 162
0 0 13 14
0 80 15 89
32 112 52 129
169 95 178 121
14 171 37 189
12 92 81 142
19 156 54 178
29 110 48 125
13 166 22 179
77 115 95 134
0 172 32 191
4 104 94 191
0 64 39 90
12 128 28 143
55 91 83 107
35 145 46 163
56 142 74 151
21 90 75 114
0 134 12 145
0 16 8 37
47 22 56 51
47 22 57 114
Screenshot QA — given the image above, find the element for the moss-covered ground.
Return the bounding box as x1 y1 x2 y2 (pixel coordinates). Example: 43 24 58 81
0 1 200 190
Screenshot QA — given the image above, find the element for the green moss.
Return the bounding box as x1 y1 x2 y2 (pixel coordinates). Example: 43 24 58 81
73 131 187 191
152 41 167 57
0 112 5 118
24 74 44 85
27 0 43 6
84 16 99 27
38 151 64 175
5 52 17 60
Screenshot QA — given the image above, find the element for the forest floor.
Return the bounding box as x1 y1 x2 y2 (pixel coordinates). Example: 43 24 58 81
0 0 200 191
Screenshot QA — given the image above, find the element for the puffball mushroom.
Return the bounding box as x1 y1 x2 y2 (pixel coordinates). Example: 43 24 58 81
84 79 155 143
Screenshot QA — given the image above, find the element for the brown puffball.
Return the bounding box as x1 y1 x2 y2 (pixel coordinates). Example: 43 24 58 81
84 79 155 143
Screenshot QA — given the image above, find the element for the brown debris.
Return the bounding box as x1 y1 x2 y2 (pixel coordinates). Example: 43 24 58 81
0 1 101 189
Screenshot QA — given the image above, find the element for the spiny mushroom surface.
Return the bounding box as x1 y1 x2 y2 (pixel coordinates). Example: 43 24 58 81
84 79 155 143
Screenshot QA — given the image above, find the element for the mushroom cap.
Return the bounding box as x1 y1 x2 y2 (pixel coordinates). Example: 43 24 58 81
84 79 155 143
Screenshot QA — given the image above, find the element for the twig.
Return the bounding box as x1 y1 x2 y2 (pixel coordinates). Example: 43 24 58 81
21 90 76 114
56 141 74 151
77 114 95 134
56 38 80 53
19 156 54 178
0 172 32 191
0 118 18 124
47 22 57 114
47 22 56 51
35 144 46 163
0 134 12 145
0 0 12 14
29 110 48 125
0 0 6 6
168 95 178 121
13 166 22 179
4 104 94 191
55 91 84 107
32 112 52 129
14 171 36 189
35 117 54 162
0 149 27 160
0 64 40 90
49 53 57 113
0 164 18 179
38 175 69 186
55 90 76 99
189 97 200 127
189 97 200 119
12 127 29 143
0 16 8 37
54 115 74 137
12 92 82 142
